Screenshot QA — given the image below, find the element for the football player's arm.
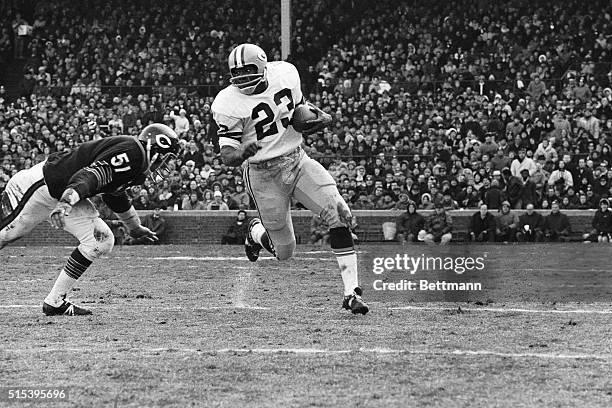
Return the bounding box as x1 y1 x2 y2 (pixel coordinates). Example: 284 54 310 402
213 111 259 167
298 100 333 135
101 191 158 243
220 144 260 167
290 63 331 134
49 161 115 229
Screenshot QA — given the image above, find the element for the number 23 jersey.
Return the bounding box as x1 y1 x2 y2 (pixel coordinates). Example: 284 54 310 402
212 61 304 163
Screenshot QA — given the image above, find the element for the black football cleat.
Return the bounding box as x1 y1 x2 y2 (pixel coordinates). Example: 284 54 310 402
245 218 263 262
43 296 92 316
342 287 369 315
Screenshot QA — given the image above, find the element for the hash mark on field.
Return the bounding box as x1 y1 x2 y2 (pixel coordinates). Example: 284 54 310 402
232 266 255 308
5 347 611 361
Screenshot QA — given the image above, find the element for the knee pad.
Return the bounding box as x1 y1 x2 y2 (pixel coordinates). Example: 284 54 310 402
79 218 114 260
274 241 296 261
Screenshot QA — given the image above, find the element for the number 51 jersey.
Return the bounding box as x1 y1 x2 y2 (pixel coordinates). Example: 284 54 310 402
212 61 304 163
43 136 148 202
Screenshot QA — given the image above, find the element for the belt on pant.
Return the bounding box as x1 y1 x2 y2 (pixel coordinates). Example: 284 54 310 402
250 146 302 170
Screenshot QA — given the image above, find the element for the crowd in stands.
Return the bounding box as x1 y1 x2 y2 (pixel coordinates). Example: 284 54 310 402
0 0 612 214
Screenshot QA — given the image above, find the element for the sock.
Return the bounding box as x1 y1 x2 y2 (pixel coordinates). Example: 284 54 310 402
251 221 274 254
330 227 359 296
44 248 92 307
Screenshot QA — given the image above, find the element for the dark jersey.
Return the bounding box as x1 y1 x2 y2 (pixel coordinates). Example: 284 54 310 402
43 137 148 213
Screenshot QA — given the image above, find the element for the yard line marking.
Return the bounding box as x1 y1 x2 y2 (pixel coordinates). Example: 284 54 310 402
4 347 610 361
0 305 271 310
3 255 336 261
146 256 334 261
389 305 612 314
4 279 45 283
1 304 611 314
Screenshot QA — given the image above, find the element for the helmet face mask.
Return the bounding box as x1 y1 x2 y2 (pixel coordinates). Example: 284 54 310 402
148 150 177 183
137 123 180 184
228 44 268 95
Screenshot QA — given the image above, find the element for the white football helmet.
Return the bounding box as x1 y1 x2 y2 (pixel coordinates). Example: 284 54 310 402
228 43 268 95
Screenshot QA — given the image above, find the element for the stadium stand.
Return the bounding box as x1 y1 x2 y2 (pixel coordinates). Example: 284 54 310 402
0 0 611 218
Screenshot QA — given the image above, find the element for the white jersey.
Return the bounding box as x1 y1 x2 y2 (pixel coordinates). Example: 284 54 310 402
212 61 304 163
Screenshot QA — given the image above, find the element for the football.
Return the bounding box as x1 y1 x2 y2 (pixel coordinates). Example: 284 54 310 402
291 104 318 132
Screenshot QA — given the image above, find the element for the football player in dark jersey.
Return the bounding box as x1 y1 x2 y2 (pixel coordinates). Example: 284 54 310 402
0 123 180 316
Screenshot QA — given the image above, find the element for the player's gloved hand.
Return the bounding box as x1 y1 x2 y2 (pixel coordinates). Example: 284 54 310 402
301 103 332 135
49 201 73 229
129 225 159 243
239 141 261 160
49 188 80 229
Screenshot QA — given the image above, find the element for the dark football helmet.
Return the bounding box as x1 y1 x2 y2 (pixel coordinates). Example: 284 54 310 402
137 123 180 183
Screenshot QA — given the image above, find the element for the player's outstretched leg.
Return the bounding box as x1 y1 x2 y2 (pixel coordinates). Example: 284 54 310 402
43 248 94 316
245 218 275 261
43 212 114 316
330 226 369 315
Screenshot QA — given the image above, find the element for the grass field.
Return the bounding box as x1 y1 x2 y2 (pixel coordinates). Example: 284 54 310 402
1 243 612 407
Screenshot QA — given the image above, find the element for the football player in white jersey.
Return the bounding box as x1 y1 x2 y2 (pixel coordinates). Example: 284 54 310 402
212 43 368 314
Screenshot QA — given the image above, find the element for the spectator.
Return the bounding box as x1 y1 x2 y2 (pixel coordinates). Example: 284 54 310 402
491 149 511 171
221 210 249 245
526 75 546 101
181 192 206 210
228 181 251 210
469 204 496 242
170 108 190 136
518 169 538 209
501 168 523 209
593 175 609 197
124 207 167 245
577 109 600 138
583 199 612 242
483 178 503 210
534 138 557 163
544 201 571 242
207 190 229 210
423 202 452 245
183 142 205 169
395 202 425 244
496 201 519 242
548 161 574 191
516 203 545 242
510 149 537 179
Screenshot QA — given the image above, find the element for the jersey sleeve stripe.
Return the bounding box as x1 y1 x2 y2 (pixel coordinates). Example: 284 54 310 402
218 131 242 139
83 161 113 187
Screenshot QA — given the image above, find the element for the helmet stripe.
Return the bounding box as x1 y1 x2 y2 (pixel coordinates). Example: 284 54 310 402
235 44 243 66
240 44 246 67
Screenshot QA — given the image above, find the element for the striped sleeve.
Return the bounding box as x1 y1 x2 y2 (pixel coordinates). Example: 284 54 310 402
83 160 113 188
65 160 115 199
213 111 243 149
